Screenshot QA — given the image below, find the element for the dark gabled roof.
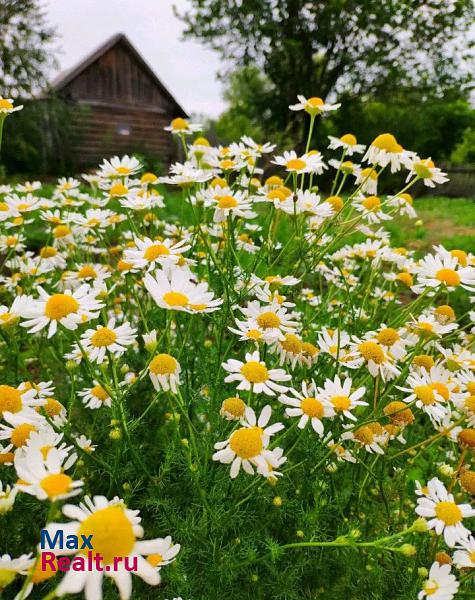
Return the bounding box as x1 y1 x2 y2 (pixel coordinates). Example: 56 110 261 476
51 33 188 117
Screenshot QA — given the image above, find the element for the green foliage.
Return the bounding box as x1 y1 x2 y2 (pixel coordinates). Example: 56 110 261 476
450 128 475 165
0 97 75 177
0 0 57 97
179 0 475 138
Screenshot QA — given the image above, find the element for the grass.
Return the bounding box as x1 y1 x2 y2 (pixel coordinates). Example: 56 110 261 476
386 196 475 254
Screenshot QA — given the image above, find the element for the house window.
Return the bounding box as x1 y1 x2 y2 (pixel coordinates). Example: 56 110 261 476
117 123 131 136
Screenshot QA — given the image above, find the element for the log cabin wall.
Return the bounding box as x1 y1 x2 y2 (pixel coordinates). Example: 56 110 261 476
53 34 187 167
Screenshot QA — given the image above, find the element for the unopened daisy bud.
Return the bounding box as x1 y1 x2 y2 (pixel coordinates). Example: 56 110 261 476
326 463 338 473
438 464 454 478
250 574 259 583
434 305 455 325
120 364 129 375
413 517 428 533
65 360 78 371
110 419 120 426
109 427 122 440
417 567 428 578
76 459 85 468
122 482 131 491
273 496 282 507
435 551 452 565
296 530 304 539
460 469 475 495
142 329 158 352
415 220 423 227
400 544 416 557
181 438 189 447
204 339 213 348
350 528 361 539
458 428 475 448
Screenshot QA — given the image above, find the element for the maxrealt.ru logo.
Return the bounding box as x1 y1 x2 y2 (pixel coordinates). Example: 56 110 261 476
40 530 138 572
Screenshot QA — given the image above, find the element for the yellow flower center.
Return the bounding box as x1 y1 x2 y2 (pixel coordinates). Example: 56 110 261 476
256 311 281 329
340 133 357 145
90 327 117 347
397 272 413 286
193 137 210 147
246 329 262 340
216 195 238 209
376 328 400 346
45 294 79 320
109 183 128 196
399 193 413 205
435 268 460 287
42 398 64 417
40 246 58 258
302 342 318 357
435 501 462 525
77 265 97 279
78 505 135 564
91 385 109 401
146 553 163 567
0 385 22 414
371 133 402 153
362 196 381 211
414 385 436 405
423 581 439 596
286 158 306 171
229 427 263 459
414 159 435 179
31 557 58 583
40 473 73 499
430 382 449 401
450 249 467 267
0 99 14 110
354 426 374 445
163 291 189 307
301 397 324 418
360 167 378 181
144 244 170 261
116 166 130 175
281 334 303 354
331 395 351 412
306 97 324 108
150 354 177 375
0 451 14 464
464 395 475 413
434 305 455 324
222 397 246 418
11 423 36 447
171 117 188 130
240 361 269 383
327 195 343 211
53 225 71 238
358 341 385 364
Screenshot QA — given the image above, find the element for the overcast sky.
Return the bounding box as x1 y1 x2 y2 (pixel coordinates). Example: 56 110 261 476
44 0 227 118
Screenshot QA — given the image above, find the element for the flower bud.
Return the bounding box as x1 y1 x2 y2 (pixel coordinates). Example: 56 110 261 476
413 518 428 533
400 544 416 557
272 496 282 507
417 567 428 578
109 427 122 440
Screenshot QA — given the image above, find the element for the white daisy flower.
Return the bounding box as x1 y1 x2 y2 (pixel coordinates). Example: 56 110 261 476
222 350 291 396
413 247 475 294
14 446 83 502
279 380 333 435
144 268 223 314
164 117 202 135
418 561 459 600
124 236 190 271
407 157 449 188
0 97 23 114
81 318 137 363
363 133 411 172
415 477 475 546
452 536 475 569
212 405 284 478
0 481 17 514
149 354 181 393
272 150 325 174
43 495 175 600
289 95 340 115
78 382 112 410
98 155 143 178
328 133 365 155
317 375 367 421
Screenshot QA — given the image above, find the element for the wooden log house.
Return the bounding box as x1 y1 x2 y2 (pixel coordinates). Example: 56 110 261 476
51 33 188 166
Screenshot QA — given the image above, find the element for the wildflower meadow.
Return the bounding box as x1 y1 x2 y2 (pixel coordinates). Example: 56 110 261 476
0 95 474 600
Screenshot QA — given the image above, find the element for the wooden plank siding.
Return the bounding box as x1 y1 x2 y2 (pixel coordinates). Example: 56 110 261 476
52 34 187 167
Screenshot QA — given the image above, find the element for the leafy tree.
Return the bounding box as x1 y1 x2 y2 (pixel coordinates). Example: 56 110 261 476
178 0 475 138
450 128 475 165
0 0 56 97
